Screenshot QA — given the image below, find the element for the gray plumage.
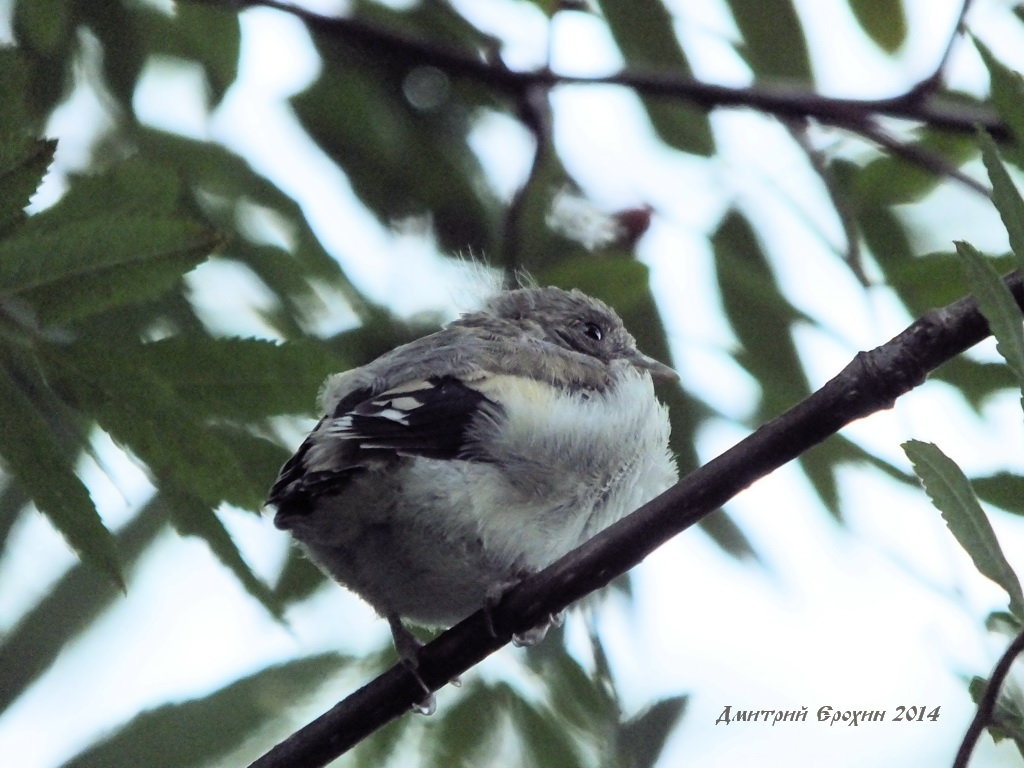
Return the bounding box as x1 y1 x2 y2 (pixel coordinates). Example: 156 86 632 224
267 286 678 652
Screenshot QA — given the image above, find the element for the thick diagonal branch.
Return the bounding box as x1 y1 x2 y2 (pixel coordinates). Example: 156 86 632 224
249 273 1024 768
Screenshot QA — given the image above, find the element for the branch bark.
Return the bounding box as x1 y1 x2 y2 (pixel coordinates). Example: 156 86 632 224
249 273 1024 768
953 629 1024 768
205 0 1006 140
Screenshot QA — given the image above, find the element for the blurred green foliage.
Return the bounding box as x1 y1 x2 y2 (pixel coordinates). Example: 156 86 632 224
1 0 1023 765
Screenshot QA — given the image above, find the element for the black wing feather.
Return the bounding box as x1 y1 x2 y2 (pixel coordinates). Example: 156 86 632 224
338 376 493 459
267 377 499 527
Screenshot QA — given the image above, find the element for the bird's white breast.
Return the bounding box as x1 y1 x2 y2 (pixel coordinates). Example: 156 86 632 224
456 366 677 570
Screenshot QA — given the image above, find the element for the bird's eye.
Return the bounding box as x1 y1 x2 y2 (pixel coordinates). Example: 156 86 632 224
583 322 604 341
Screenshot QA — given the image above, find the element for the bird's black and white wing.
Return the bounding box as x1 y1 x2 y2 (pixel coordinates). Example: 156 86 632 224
267 375 500 527
328 375 499 458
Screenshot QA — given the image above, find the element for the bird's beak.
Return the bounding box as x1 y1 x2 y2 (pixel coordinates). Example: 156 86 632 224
630 352 679 383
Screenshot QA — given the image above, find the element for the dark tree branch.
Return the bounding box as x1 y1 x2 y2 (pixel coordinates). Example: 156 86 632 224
248 273 1024 768
201 0 1007 140
953 629 1024 768
196 0 999 209
802 1 984 197
574 71 1002 137
856 121 990 197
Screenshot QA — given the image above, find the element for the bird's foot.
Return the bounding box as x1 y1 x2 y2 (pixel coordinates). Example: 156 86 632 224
512 610 564 647
387 614 436 715
483 573 563 646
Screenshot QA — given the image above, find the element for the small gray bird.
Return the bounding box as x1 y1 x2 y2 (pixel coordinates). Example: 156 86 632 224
268 286 678 667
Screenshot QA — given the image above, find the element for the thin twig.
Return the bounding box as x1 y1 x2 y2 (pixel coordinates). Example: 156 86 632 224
945 0 975 69
193 0 1006 140
199 0 1006 207
858 121 990 197
952 630 1024 768
908 0 975 97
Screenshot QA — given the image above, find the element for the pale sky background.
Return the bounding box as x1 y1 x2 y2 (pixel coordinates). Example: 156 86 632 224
3 0 1024 766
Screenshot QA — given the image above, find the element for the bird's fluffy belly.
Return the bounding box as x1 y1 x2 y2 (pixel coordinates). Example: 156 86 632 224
290 473 510 624
290 369 676 626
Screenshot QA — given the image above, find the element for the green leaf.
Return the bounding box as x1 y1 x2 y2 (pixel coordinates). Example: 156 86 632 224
857 205 913 269
968 674 1024 754
61 653 351 768
978 130 1024 272
0 214 212 293
166 491 283 619
619 696 689 768
351 0 499 51
9 334 298 620
205 427 295 519
428 682 503 766
0 483 29 553
508 688 584 768
293 14 499 256
135 129 371 332
1 156 219 324
76 0 146 108
519 0 589 13
350 720 413 765
903 440 1024 619
210 425 293 503
849 0 907 53
0 137 56 233
975 38 1024 170
713 210 847 515
14 0 72 55
801 433 919 518
0 358 122 587
140 3 241 104
699 511 760 561
955 241 1024 396
724 0 812 81
38 341 256 509
0 215 219 323
28 157 186 223
136 337 341 418
137 130 353 284
879 250 1019 319
0 47 37 136
596 0 714 155
711 211 810 418
0 500 164 715
855 131 975 206
272 548 328 605
974 473 1024 516
542 652 618 733
932 356 1018 410
986 610 1023 634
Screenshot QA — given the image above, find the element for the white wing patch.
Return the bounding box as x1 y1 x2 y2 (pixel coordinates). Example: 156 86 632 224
321 376 498 460
370 407 412 425
384 395 425 411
